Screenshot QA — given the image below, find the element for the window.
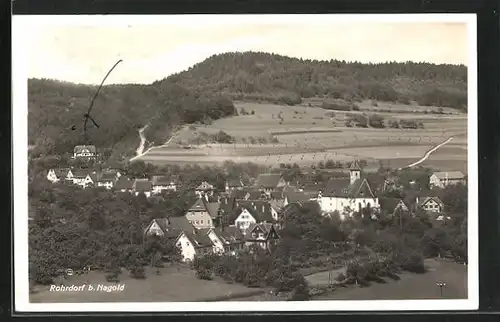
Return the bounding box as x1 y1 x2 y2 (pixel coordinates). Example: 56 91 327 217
200 220 204 224
258 233 264 239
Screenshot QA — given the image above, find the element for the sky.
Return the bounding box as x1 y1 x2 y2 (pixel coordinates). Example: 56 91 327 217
22 15 471 85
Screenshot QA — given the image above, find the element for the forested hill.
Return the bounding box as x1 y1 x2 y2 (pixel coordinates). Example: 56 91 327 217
158 51 467 109
29 51 467 158
28 79 236 157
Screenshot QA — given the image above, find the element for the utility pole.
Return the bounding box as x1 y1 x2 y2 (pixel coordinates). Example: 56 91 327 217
436 282 446 297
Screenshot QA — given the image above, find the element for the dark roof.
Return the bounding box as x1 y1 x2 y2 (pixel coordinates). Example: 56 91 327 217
205 202 221 218
99 172 116 182
74 145 96 153
248 189 267 200
226 178 244 187
212 227 245 245
232 200 275 223
255 173 283 189
322 177 376 198
349 160 361 170
379 198 406 213
189 198 208 212
270 190 285 200
229 189 249 199
182 231 214 249
168 216 196 234
151 175 177 186
196 181 214 191
114 176 134 190
418 196 444 207
146 216 195 238
134 179 152 192
285 191 313 204
246 223 279 240
72 169 90 178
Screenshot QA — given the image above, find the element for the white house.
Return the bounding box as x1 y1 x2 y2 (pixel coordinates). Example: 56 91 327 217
71 170 97 188
195 181 215 199
46 168 73 183
317 160 380 217
133 179 153 198
73 145 97 159
175 231 215 262
151 175 178 194
429 171 466 188
417 196 444 214
97 172 117 190
232 200 277 234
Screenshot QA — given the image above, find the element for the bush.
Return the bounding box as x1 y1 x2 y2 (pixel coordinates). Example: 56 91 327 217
289 283 310 301
129 266 146 279
389 120 400 128
196 267 213 280
369 114 385 128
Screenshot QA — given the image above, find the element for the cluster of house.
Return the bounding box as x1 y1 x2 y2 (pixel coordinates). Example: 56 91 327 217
46 151 467 262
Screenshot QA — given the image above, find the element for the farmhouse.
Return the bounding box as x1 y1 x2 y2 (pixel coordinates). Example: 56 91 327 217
417 196 444 214
175 231 214 262
317 160 380 216
429 171 466 188
225 178 244 192
379 197 411 217
114 176 134 193
144 216 196 238
71 170 97 188
73 145 97 159
195 181 215 199
254 173 287 195
185 198 218 229
244 223 280 251
151 175 178 194
46 168 73 183
97 172 117 190
133 179 153 197
231 200 277 233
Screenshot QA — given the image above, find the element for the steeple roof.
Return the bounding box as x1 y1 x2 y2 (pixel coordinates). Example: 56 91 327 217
349 160 361 171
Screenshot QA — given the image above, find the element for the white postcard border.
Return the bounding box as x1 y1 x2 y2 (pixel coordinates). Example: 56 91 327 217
13 13 478 312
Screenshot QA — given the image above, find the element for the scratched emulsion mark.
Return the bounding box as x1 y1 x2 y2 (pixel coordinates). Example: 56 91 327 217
71 59 123 143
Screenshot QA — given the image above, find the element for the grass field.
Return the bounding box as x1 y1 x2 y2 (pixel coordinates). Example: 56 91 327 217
310 259 467 300
30 265 260 303
137 101 467 172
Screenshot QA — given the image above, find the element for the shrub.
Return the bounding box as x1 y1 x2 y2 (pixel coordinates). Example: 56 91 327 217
196 267 213 280
389 120 400 128
129 266 146 279
369 114 385 128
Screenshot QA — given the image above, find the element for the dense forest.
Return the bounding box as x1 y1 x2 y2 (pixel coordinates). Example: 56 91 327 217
161 51 467 109
29 51 467 158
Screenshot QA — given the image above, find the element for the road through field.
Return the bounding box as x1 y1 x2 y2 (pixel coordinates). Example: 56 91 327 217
399 136 454 170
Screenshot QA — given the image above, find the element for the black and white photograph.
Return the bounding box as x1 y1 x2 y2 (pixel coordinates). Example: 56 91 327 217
13 14 478 312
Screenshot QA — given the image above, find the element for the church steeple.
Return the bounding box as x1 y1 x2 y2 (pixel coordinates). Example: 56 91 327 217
349 160 361 185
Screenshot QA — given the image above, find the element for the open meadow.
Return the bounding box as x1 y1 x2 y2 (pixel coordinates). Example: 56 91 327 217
30 265 265 303
137 101 467 172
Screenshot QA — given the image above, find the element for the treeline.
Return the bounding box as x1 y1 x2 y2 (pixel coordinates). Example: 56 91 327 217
28 79 237 158
160 51 467 110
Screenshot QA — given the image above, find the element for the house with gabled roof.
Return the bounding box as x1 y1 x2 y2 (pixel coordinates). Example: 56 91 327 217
185 198 218 229
317 160 380 217
133 179 153 197
245 223 280 251
175 230 215 262
225 178 244 192
429 171 466 188
195 181 215 199
283 190 316 207
114 176 134 193
144 216 196 239
254 173 287 195
47 168 73 183
73 145 97 159
71 169 97 188
205 226 246 255
97 172 117 190
231 200 277 233
151 175 178 194
379 197 411 217
417 196 444 214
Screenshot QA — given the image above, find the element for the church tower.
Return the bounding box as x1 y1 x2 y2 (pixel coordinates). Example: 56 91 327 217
349 160 361 185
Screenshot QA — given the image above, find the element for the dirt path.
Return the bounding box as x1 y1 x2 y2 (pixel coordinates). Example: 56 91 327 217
400 136 454 169
305 266 347 287
129 126 180 162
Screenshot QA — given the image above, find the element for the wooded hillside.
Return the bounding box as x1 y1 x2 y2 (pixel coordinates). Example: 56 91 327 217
28 51 467 157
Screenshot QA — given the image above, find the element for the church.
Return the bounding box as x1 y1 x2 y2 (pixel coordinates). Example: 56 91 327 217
317 160 380 217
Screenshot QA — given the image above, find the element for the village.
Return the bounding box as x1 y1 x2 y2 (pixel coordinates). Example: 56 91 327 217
43 144 468 264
